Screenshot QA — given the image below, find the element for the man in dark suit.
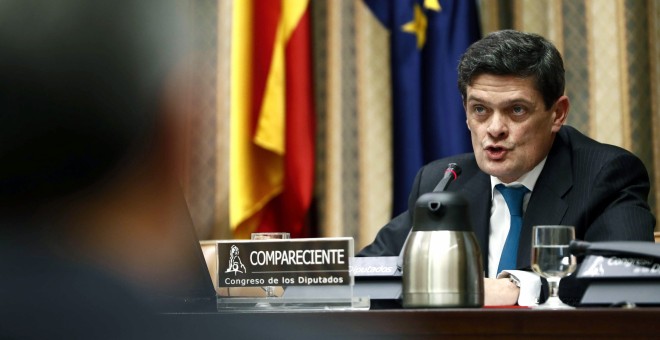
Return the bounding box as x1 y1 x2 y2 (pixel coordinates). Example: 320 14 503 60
359 30 656 306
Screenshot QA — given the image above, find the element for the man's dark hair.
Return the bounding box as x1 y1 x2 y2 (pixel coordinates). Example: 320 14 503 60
457 29 565 109
0 1 185 215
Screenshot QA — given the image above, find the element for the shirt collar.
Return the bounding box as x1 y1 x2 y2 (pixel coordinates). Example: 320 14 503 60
490 157 547 199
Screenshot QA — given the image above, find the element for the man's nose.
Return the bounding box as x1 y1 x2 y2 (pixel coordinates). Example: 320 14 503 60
486 112 507 138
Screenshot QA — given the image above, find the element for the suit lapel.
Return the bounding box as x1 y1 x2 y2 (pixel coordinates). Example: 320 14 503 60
517 134 573 269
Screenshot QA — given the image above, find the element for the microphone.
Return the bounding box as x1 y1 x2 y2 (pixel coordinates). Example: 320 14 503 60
569 240 591 257
432 163 462 192
397 163 462 273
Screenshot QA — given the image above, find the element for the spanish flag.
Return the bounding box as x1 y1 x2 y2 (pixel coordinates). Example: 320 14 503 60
230 0 315 239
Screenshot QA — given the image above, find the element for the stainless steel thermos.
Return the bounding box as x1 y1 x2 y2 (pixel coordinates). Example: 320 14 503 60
402 191 484 308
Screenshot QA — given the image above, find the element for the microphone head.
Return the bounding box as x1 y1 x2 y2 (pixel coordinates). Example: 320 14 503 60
569 240 591 256
434 163 462 192
445 163 462 179
447 163 462 174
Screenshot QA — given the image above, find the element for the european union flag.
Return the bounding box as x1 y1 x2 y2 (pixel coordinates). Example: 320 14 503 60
364 0 481 216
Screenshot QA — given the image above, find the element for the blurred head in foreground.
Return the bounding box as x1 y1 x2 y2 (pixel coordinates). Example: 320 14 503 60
0 1 208 336
0 0 185 217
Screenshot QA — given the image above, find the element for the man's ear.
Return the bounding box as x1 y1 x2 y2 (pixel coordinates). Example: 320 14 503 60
551 95 569 133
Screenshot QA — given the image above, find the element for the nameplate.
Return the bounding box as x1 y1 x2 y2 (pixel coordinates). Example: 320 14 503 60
350 256 401 277
578 255 660 279
216 237 353 288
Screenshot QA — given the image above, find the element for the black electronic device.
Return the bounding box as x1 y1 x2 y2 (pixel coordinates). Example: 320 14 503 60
351 256 402 309
570 240 660 306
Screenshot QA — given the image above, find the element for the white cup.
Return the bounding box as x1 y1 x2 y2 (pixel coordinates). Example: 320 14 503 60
251 232 290 240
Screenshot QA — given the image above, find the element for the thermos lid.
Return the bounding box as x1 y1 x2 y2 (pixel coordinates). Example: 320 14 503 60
411 191 473 232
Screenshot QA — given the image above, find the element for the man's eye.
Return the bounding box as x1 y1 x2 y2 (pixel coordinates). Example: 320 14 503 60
474 106 486 114
512 106 526 115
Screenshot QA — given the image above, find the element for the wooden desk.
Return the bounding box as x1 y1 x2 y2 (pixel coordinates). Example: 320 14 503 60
165 308 660 339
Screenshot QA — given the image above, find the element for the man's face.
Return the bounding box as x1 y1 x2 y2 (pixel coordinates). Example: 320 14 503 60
464 74 568 183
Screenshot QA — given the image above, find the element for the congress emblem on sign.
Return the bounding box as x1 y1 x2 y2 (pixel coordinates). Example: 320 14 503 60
225 245 247 275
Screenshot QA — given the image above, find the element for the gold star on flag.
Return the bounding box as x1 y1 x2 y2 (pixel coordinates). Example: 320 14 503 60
424 0 441 12
401 4 428 49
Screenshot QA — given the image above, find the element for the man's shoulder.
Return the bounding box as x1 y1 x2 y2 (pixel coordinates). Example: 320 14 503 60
553 125 647 181
559 125 639 159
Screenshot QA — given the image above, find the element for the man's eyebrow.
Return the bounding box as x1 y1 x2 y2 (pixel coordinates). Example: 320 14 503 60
466 96 534 107
465 95 487 103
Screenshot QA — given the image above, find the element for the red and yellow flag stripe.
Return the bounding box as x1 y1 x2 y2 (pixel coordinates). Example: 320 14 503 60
230 0 315 239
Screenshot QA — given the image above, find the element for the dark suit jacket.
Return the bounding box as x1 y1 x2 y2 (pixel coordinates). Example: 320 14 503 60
359 125 656 304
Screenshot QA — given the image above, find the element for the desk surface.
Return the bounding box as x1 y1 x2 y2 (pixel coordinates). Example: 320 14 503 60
165 307 660 339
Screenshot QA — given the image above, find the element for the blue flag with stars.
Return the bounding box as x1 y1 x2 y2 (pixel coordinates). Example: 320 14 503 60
364 0 481 216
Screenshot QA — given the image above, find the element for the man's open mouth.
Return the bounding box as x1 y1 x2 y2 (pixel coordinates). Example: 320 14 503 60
485 146 507 159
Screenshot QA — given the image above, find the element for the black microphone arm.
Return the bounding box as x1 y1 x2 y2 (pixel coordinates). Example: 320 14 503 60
433 163 462 192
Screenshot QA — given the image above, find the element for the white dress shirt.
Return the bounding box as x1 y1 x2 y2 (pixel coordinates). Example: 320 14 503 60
488 158 547 306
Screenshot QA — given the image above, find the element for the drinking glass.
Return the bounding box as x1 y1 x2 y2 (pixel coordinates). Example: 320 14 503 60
531 225 577 309
251 232 290 297
251 232 290 241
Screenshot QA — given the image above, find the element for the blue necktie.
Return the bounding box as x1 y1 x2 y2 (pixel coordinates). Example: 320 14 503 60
496 184 529 273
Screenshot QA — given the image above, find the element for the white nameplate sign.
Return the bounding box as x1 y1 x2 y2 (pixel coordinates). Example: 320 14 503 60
216 237 354 289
